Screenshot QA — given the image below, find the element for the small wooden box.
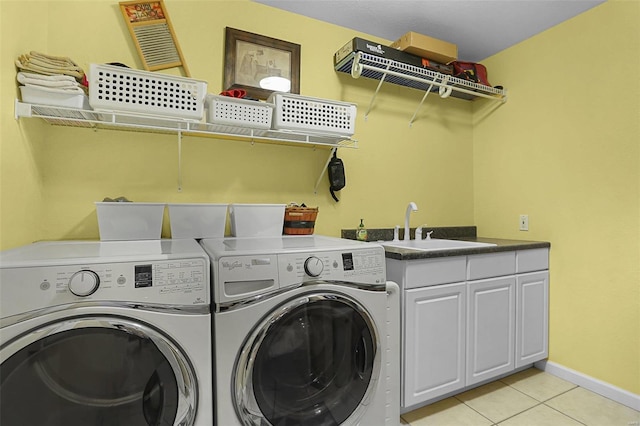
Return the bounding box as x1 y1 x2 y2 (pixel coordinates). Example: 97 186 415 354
283 207 318 235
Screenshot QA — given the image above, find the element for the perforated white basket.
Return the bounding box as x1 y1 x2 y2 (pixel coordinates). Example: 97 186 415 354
268 92 357 136
89 63 207 120
205 95 273 129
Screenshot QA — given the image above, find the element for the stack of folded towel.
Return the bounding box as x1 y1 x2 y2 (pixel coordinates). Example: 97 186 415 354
16 51 85 81
17 72 85 95
16 51 89 107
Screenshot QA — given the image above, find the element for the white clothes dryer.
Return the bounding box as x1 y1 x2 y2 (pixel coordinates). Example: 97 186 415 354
200 235 400 426
0 239 213 426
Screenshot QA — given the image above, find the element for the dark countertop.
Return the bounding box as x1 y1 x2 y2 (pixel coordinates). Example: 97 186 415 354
342 226 550 260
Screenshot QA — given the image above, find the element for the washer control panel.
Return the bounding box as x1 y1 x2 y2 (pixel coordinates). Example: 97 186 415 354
0 258 209 319
212 240 387 305
278 247 386 288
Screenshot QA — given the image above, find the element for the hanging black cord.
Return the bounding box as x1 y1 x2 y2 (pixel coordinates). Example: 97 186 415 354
330 187 340 202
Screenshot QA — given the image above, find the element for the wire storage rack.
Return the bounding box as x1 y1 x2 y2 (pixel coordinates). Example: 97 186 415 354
14 100 357 148
335 51 507 124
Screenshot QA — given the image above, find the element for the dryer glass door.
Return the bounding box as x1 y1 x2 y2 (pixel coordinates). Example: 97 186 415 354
237 294 379 426
0 316 197 426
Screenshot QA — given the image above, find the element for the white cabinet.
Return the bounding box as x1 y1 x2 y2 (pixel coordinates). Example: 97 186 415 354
466 276 516 386
404 282 466 406
466 252 517 386
515 249 550 368
387 247 549 410
516 272 549 367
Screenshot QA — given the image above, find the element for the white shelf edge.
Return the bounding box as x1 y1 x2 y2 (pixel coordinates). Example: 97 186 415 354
14 100 358 150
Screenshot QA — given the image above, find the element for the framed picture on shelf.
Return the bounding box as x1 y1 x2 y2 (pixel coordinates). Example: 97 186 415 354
223 27 300 100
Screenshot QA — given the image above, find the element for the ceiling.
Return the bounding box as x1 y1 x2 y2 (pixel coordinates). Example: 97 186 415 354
252 0 606 62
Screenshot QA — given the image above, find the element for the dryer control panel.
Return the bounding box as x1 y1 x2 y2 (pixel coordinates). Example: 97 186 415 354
0 258 209 319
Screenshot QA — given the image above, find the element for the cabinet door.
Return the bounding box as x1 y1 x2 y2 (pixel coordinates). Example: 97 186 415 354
403 283 466 407
516 271 549 367
467 276 516 386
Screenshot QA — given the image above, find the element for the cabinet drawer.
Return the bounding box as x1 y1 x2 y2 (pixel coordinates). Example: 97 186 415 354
467 252 516 280
517 248 549 273
405 256 467 288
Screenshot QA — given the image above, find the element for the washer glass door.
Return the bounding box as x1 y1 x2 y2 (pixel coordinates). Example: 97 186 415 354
236 293 379 426
0 316 197 426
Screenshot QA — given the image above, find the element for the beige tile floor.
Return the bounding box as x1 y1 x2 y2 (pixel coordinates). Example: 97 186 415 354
401 368 640 426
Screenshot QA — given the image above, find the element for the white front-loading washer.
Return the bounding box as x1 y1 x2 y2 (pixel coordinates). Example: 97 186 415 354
0 239 213 426
200 235 399 426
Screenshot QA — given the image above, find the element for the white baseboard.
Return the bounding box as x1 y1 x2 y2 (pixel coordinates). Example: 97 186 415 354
535 360 640 411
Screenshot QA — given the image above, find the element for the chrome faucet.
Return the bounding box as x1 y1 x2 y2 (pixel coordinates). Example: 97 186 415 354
404 202 418 241
415 225 433 241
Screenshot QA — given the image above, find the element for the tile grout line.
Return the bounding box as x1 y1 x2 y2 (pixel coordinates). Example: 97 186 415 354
540 385 589 426
496 401 546 425
475 378 546 424
542 401 589 426
459 377 580 424
452 394 503 425
498 376 579 403
500 379 587 425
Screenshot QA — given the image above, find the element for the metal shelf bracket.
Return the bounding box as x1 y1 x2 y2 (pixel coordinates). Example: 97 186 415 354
177 130 183 192
14 101 358 193
314 147 337 195
353 52 392 120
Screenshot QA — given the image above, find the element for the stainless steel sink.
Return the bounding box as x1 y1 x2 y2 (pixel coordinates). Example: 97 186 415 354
381 239 496 252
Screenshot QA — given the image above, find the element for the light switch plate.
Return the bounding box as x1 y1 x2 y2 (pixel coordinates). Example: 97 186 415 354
519 214 529 231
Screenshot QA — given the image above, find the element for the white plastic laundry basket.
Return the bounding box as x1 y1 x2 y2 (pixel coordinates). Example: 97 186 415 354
89 63 207 120
268 92 357 136
229 204 286 237
168 203 228 239
95 202 165 241
205 95 273 129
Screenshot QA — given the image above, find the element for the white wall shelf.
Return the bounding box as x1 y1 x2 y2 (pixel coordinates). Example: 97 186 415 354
15 100 357 192
335 52 507 125
14 100 357 148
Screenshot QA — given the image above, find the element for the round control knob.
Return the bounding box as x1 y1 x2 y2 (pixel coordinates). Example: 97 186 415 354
69 270 100 297
303 256 324 277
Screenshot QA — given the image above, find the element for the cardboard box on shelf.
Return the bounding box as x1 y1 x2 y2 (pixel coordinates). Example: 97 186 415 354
391 31 458 64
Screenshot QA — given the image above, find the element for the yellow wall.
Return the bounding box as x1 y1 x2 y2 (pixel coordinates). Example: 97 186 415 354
1 0 638 396
0 0 474 247
475 0 640 394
